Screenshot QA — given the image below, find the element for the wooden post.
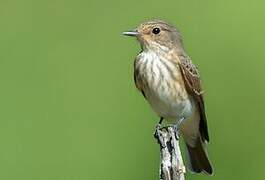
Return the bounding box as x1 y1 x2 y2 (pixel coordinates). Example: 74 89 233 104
154 126 186 180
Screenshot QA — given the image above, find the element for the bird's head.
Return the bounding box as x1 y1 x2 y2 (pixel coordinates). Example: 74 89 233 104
123 20 183 51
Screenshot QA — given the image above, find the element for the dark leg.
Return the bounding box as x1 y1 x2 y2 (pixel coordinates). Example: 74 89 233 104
154 117 164 138
159 117 164 124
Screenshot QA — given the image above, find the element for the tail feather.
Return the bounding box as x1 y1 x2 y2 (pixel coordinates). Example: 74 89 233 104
185 138 213 175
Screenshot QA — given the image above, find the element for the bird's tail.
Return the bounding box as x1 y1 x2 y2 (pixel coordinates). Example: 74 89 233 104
185 138 213 175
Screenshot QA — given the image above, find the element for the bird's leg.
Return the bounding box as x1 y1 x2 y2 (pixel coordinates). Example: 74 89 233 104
173 117 185 139
154 117 164 139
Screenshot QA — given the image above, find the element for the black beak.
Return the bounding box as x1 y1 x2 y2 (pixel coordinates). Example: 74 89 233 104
122 30 139 37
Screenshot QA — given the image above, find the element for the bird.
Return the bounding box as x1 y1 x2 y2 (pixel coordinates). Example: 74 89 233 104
123 19 213 175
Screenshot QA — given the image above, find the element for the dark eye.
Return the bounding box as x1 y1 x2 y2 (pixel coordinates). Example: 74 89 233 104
152 27 160 34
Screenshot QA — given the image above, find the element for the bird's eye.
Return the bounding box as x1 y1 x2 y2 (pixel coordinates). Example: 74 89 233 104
152 27 160 34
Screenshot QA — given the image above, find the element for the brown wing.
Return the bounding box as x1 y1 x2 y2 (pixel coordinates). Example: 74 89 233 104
134 58 146 98
178 56 209 142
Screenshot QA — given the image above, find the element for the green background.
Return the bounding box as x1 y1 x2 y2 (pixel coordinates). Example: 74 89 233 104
0 0 264 179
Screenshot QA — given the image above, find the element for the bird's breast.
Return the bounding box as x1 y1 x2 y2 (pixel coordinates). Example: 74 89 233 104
135 51 194 120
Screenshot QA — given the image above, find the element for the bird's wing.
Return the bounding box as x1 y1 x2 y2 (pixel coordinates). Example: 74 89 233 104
178 55 209 142
134 57 146 98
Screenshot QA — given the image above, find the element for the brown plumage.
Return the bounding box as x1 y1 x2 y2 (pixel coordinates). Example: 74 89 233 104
124 19 213 175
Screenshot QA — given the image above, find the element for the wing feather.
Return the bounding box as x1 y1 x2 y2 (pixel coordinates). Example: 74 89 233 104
178 55 209 142
134 57 146 98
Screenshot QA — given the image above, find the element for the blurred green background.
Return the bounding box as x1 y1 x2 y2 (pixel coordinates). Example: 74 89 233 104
0 0 265 179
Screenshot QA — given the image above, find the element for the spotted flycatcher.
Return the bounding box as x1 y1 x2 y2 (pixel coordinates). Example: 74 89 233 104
123 20 213 175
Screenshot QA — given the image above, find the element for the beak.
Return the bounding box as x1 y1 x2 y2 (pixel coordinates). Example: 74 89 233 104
122 29 139 37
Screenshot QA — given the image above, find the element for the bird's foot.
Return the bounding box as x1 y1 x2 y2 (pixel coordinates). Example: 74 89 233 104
173 117 185 139
153 117 163 139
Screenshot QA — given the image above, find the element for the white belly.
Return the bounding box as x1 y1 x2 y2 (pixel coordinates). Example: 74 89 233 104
136 51 195 122
146 88 194 121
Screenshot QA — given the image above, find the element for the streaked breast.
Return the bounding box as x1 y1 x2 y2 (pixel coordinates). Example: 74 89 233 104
135 50 193 119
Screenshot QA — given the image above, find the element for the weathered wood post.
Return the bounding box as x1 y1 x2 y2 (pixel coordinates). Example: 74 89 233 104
154 126 186 180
